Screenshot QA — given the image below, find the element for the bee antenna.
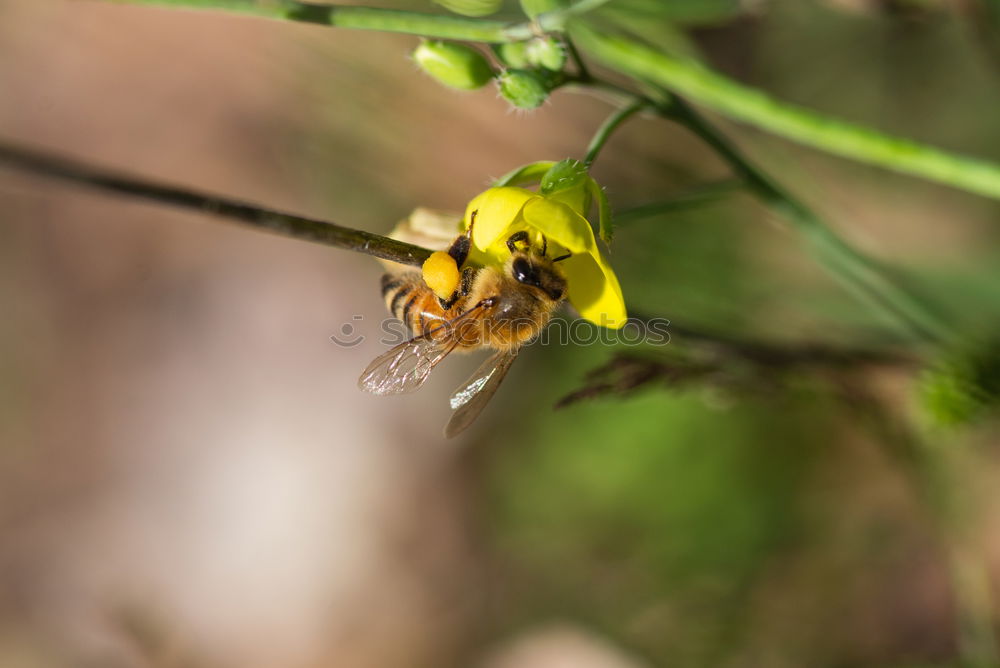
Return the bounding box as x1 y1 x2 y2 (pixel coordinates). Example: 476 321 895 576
541 235 548 257
552 253 571 263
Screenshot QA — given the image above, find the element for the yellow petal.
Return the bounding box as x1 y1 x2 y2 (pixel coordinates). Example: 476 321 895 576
520 197 596 254
562 250 628 329
463 187 537 251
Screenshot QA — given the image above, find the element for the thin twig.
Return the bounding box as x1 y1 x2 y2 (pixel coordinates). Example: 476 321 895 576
650 316 916 368
553 310 916 409
563 35 592 82
614 179 744 225
555 340 914 409
661 94 952 345
583 98 648 167
0 141 431 267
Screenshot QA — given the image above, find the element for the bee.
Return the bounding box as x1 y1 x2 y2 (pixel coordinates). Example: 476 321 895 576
359 211 570 437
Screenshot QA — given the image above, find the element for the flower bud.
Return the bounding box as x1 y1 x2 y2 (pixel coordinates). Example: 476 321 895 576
519 0 570 19
494 42 531 69
497 69 549 109
526 37 566 72
435 0 502 17
413 41 493 91
540 159 588 195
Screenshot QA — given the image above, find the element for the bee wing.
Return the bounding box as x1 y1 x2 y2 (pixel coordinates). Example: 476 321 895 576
358 300 489 396
358 334 459 396
444 349 519 438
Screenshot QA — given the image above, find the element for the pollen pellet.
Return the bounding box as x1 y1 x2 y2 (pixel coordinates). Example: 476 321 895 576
422 251 460 300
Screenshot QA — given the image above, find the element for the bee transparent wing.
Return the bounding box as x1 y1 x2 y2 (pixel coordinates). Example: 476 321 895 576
358 334 459 396
444 350 519 438
358 300 490 396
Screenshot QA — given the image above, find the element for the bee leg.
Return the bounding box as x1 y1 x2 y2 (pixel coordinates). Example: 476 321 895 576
447 210 477 268
459 266 476 296
506 230 530 254
447 234 470 268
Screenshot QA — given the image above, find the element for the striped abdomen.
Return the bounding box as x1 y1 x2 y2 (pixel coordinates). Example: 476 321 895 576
381 272 451 338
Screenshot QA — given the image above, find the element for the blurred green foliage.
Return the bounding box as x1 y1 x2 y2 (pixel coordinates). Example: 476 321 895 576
478 336 835 663
921 335 1000 427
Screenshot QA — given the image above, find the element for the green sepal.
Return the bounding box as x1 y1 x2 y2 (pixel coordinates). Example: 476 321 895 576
540 159 588 194
494 161 556 187
588 177 614 243
526 37 566 71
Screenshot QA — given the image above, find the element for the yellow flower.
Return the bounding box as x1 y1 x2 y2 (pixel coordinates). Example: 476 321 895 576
461 186 628 329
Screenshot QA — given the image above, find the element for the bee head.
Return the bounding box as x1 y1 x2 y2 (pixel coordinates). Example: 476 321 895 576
509 253 567 302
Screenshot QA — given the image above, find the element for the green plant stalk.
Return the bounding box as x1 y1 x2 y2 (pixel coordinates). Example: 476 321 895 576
106 0 585 41
583 98 647 167
665 95 954 344
113 0 512 39
570 23 1000 202
614 179 743 225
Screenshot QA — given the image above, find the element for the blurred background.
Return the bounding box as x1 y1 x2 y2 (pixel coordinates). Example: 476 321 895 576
1 0 1000 666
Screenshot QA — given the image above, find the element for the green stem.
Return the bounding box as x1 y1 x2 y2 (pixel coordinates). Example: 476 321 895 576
106 0 578 41
583 99 647 167
614 179 743 225
570 22 1000 201
287 3 518 41
563 35 592 81
664 95 954 344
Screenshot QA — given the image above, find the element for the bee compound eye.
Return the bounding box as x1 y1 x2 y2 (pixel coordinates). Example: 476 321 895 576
512 257 532 283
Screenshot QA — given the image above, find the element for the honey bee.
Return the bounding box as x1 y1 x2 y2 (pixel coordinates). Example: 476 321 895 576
359 211 570 437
